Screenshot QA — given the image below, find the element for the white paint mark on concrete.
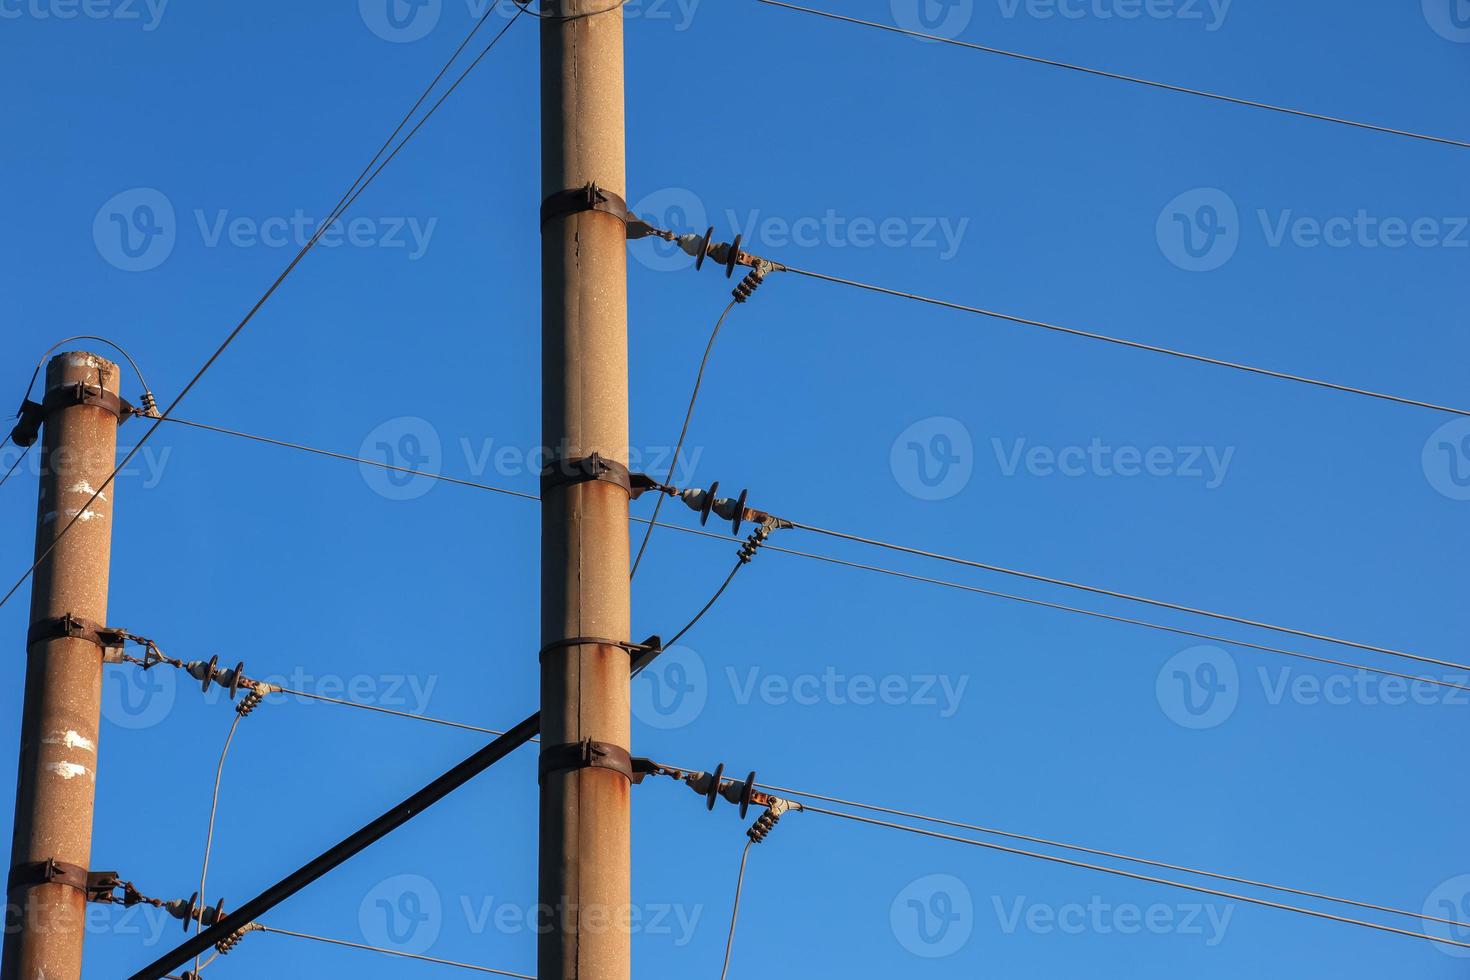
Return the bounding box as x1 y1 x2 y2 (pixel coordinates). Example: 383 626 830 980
45 761 91 781
42 731 96 752
66 480 106 502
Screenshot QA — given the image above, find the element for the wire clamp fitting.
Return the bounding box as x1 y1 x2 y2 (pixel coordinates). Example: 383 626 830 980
747 797 793 844
214 920 263 956
732 259 776 304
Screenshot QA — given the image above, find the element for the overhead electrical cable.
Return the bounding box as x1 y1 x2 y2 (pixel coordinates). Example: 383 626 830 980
0 2 529 615
756 0 1470 151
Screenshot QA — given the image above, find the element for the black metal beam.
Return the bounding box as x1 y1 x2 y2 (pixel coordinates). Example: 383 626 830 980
128 711 541 980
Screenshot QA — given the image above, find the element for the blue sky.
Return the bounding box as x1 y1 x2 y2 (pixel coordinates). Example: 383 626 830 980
3 0 1469 976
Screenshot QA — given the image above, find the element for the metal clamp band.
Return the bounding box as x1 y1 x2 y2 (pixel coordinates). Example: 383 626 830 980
27 614 127 653
7 859 118 903
540 454 661 499
539 739 635 783
540 183 629 229
538 634 661 663
11 384 134 448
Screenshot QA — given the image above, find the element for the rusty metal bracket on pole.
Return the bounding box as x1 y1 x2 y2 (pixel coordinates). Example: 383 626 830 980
7 860 120 905
538 739 636 783
25 614 128 656
540 182 629 230
537 634 662 662
539 453 663 499
11 383 135 448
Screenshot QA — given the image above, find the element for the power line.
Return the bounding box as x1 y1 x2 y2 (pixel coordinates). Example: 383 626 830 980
0 2 530 617
192 715 243 978
756 1 1470 151
719 842 754 980
738 535 1470 695
285 680 1468 947
801 804 1470 949
630 298 739 579
153 417 1469 692
157 417 539 502
777 264 1470 419
282 687 520 739
259 926 534 978
0 441 30 492
756 783 1467 930
789 519 1470 674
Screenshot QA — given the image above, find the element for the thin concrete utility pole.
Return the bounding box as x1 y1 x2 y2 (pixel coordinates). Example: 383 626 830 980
4 351 122 980
537 2 632 980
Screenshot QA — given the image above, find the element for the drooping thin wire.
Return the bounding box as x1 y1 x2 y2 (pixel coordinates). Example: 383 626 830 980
735 534 1470 694
630 299 738 579
788 519 1470 674
665 562 744 651
193 714 242 977
20 335 154 404
756 785 1468 930
247 674 1470 945
0 442 31 491
756 1 1470 151
157 417 539 502
259 926 534 978
719 842 754 980
803 805 1470 949
154 417 1470 693
0 3 529 617
778 264 1470 419
279 686 515 738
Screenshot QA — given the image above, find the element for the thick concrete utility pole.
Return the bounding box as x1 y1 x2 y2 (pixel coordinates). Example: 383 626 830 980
3 351 122 980
537 2 632 980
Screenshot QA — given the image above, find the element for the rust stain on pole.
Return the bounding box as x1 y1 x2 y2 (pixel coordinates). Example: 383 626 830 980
3 352 121 980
